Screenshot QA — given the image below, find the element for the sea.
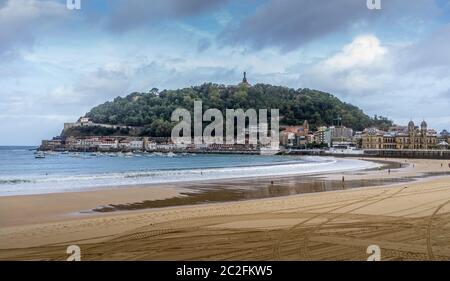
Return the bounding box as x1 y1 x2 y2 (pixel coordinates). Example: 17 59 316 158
0 146 379 196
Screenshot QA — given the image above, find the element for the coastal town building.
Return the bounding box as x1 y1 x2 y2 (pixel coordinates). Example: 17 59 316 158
40 138 64 151
40 117 448 153
438 130 450 145
314 126 332 147
437 141 449 150
146 141 158 151
330 126 354 143
362 120 438 150
76 137 101 149
98 138 119 151
119 139 144 151
439 129 449 138
353 131 364 148
280 121 309 147
361 128 384 149
280 131 295 147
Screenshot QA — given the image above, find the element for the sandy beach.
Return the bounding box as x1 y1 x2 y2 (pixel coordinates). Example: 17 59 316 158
0 157 449 261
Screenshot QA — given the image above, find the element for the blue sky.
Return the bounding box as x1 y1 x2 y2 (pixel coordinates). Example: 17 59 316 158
0 0 449 145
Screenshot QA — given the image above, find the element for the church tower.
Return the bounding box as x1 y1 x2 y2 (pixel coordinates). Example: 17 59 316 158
408 120 415 149
303 120 309 134
421 120 428 149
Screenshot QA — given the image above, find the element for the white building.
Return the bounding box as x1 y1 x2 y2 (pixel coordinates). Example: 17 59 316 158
98 139 119 151
156 144 178 150
120 139 144 151
330 126 353 142
146 142 158 151
76 137 101 148
129 140 144 151
314 127 332 147
80 117 92 125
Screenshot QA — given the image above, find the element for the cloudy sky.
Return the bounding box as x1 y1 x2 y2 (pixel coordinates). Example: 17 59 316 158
1 0 449 145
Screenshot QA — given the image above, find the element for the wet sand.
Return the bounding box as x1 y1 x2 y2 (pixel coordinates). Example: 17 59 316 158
0 158 449 260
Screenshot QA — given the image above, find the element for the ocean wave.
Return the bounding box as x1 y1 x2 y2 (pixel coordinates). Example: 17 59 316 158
1 159 324 184
0 157 379 196
0 179 33 185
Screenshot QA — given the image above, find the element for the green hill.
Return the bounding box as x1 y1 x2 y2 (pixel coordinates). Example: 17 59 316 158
64 83 392 137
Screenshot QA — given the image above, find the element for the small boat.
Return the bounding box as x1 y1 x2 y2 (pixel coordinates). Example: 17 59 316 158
259 146 280 156
166 152 176 157
35 152 46 159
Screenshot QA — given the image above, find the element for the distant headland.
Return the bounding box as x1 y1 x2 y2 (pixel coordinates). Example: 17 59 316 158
39 74 450 158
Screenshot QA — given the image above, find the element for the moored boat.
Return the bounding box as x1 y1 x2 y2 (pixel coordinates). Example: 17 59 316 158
35 152 46 159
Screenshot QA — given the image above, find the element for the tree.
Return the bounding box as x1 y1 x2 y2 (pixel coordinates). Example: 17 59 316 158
79 83 393 137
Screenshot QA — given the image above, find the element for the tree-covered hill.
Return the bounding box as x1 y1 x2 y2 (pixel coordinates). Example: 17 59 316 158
67 83 392 137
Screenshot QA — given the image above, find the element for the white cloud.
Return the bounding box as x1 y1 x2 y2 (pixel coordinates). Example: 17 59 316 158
301 35 390 94
322 35 387 71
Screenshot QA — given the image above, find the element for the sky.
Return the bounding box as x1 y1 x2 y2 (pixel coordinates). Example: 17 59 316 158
0 0 449 145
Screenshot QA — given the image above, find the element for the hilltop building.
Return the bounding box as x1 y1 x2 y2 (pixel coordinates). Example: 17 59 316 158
239 72 251 87
64 117 135 131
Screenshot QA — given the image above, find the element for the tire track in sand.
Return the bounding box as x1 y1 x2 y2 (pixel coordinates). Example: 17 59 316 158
427 199 450 260
273 186 407 260
301 187 411 260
